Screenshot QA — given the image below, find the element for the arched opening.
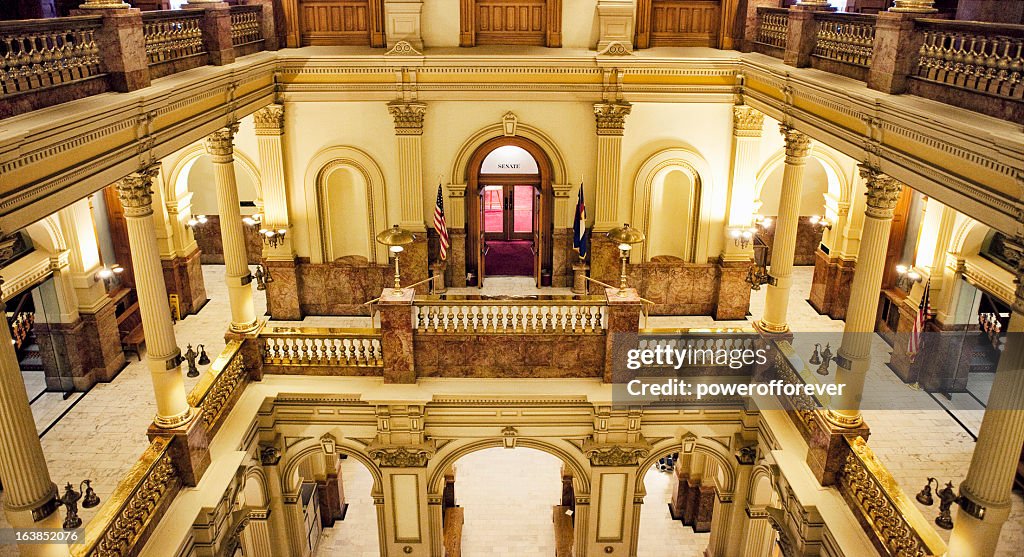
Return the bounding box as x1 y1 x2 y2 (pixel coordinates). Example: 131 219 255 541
467 137 554 287
647 167 700 262
319 165 372 263
314 453 382 556
448 447 566 555
755 156 831 267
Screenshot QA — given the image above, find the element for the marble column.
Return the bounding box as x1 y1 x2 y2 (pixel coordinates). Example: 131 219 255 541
116 168 193 429
254 104 302 320
757 125 811 334
949 256 1024 557
826 166 902 428
206 124 259 333
0 288 59 534
722 105 764 262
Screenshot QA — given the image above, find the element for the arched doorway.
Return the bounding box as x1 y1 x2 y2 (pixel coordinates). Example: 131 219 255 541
467 137 554 287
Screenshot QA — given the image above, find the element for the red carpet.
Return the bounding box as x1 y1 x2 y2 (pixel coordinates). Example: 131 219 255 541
484 240 534 276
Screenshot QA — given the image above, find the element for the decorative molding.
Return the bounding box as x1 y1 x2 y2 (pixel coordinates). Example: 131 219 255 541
385 40 423 56
253 104 285 134
597 41 632 56
733 105 764 137
258 445 282 466
582 437 651 466
859 164 903 219
779 124 812 163
387 101 427 135
593 102 632 136
368 441 436 467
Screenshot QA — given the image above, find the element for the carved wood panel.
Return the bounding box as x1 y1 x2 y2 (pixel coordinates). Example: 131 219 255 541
460 0 561 47
635 0 721 48
298 0 384 46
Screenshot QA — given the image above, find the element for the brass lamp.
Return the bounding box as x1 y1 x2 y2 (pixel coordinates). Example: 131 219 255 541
605 224 645 295
376 225 416 294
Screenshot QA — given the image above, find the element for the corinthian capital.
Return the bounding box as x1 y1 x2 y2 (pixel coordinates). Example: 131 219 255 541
594 102 632 136
116 166 160 217
253 104 285 135
388 101 427 135
204 123 240 161
779 124 812 163
859 164 903 219
733 106 764 137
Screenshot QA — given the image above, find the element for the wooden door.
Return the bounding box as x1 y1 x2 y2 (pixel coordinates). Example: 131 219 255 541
532 187 542 287
635 0 721 48
298 0 385 46
478 188 487 288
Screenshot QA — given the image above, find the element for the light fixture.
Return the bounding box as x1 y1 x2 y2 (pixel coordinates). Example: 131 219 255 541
254 264 273 290
376 225 416 294
242 213 262 227
753 214 773 229
185 214 208 229
746 236 776 290
895 263 923 291
808 343 833 375
808 215 833 231
56 479 100 529
730 227 756 249
606 224 645 295
258 226 288 248
915 478 963 530
95 265 125 290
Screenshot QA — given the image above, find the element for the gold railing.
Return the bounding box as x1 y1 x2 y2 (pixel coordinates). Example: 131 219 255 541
756 7 789 51
914 19 1024 101
71 437 181 557
259 326 384 367
142 10 206 66
837 436 947 557
187 339 249 433
229 5 264 47
413 297 606 334
813 12 877 68
0 16 103 97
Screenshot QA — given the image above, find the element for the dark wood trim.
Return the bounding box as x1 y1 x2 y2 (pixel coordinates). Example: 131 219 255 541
635 0 653 48
459 0 561 47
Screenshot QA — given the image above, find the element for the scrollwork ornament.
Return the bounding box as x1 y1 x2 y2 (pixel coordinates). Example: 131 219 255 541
594 102 632 135
779 124 811 163
116 166 160 217
204 123 240 161
583 441 650 466
859 164 903 219
253 104 285 134
733 106 764 137
370 446 431 467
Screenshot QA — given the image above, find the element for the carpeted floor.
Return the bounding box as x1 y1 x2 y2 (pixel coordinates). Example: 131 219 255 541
484 240 534 276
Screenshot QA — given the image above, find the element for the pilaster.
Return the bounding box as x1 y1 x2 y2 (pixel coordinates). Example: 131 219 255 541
723 105 764 263
388 101 428 232
592 102 631 233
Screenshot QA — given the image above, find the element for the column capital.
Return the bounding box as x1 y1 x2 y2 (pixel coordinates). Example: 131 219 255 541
204 123 240 161
116 166 160 217
253 104 285 135
387 101 427 135
999 235 1024 314
594 101 632 135
733 105 764 137
779 124 812 163
859 164 903 219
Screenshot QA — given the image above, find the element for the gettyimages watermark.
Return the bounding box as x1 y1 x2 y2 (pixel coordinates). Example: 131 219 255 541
608 331 1024 410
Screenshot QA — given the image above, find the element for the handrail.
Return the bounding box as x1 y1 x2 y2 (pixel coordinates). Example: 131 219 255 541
0 15 102 32
71 437 180 557
364 276 437 305
415 297 605 306
141 9 205 22
915 17 1024 38
838 436 948 557
186 339 243 407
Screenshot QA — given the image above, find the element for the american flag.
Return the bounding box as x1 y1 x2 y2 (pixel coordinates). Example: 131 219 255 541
434 183 449 261
908 279 931 363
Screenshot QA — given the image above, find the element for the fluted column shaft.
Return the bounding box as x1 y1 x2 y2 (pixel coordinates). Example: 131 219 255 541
116 168 192 428
723 106 765 262
758 125 811 333
0 296 57 517
827 166 902 428
949 266 1024 557
388 101 427 232
254 104 293 260
206 125 258 333
593 102 631 232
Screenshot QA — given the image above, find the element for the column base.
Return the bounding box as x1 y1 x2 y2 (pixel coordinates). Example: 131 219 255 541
590 235 622 287
153 406 194 429
715 258 753 320
148 411 210 487
229 319 261 334
807 250 855 320
447 230 467 288
752 319 792 337
429 262 448 294
79 297 128 385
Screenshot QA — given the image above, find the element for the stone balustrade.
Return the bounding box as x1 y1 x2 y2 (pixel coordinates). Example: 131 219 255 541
751 7 1023 121
414 298 606 334
0 2 277 119
258 326 385 374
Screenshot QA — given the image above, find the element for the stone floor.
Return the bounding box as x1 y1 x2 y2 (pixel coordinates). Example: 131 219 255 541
636 467 711 556
0 265 1020 556
314 457 380 557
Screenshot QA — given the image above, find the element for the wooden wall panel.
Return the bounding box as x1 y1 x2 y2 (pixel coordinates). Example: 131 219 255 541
461 0 560 47
298 0 384 46
636 0 722 48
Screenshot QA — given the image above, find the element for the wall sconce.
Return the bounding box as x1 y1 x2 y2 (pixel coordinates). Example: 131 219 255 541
808 215 833 231
730 227 756 249
895 264 922 291
185 214 208 230
746 236 776 290
915 478 967 530
95 265 125 289
254 264 273 291
606 224 645 295
258 226 288 248
753 214 773 229
809 342 833 375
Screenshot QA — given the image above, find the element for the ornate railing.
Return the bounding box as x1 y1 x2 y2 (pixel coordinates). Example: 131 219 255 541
756 7 789 51
259 327 384 368
768 339 826 435
413 298 606 334
187 339 249 434
71 437 181 557
0 16 103 97
142 10 205 66
229 5 264 47
914 19 1024 101
813 12 877 68
837 436 948 557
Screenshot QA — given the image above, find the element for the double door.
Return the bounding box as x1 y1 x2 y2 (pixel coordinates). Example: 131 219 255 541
478 181 542 286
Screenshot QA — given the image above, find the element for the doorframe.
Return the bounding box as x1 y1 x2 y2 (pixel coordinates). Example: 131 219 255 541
466 136 554 287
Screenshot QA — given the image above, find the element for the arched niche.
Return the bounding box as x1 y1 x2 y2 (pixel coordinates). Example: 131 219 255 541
304 146 389 265
631 148 714 263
